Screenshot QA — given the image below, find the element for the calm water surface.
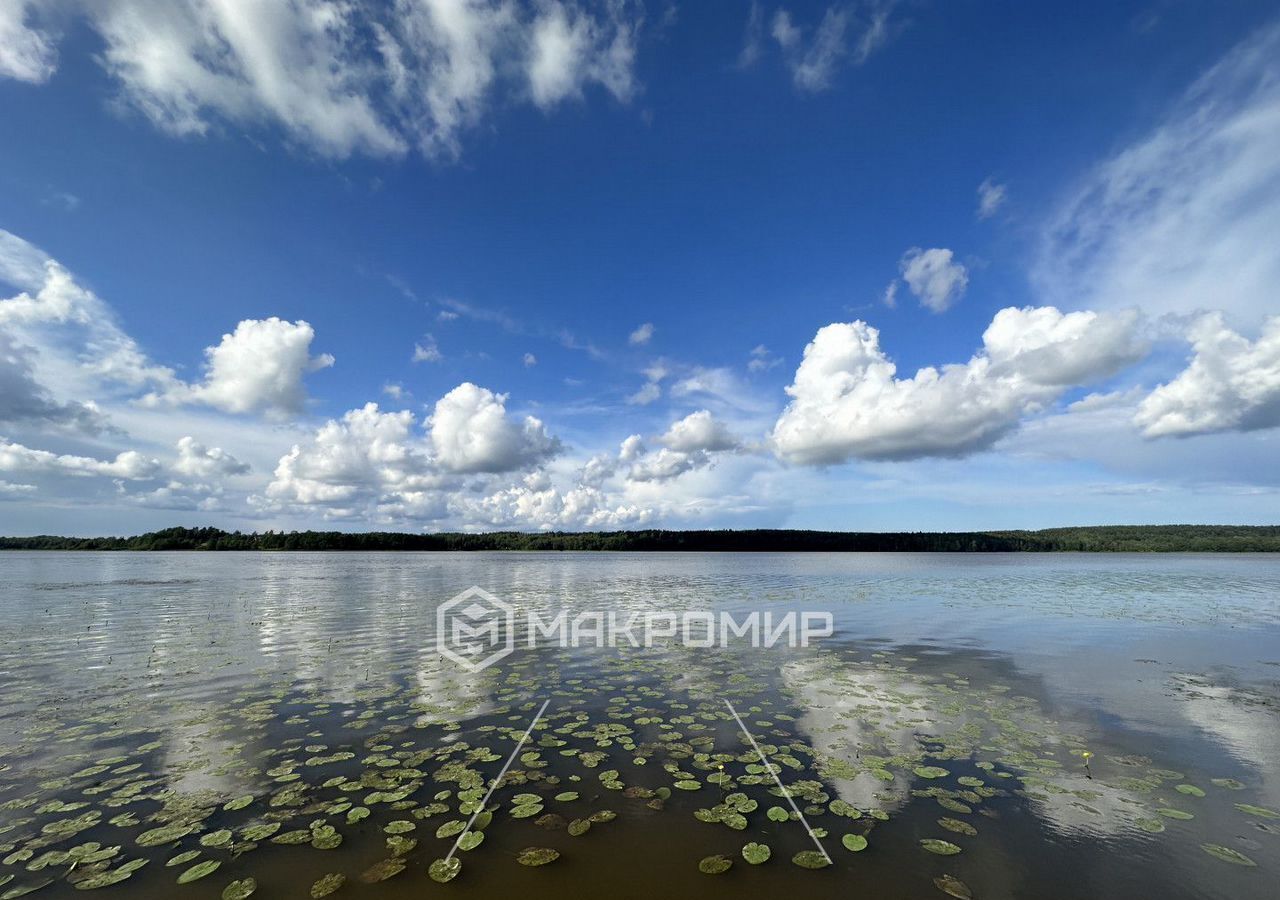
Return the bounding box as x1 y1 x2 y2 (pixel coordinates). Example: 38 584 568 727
1 552 1278 899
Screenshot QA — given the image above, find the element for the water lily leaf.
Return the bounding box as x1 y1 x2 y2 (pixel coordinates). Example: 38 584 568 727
136 824 194 847
767 806 790 822
516 847 560 866
458 830 484 851
588 810 616 824
933 874 973 899
384 821 415 835
360 857 406 883
673 780 701 791
1235 804 1278 819
791 850 830 869
1200 844 1256 866
1135 818 1165 833
920 839 962 856
1175 784 1205 797
223 796 254 812
436 820 467 839
555 792 579 802
568 819 590 836
841 834 868 852
914 766 949 779
742 842 771 864
166 850 201 867
938 818 977 836
221 878 256 900
429 858 462 883
1156 808 1194 820
1210 778 1244 790
309 873 345 898
510 804 544 819
177 860 221 884
698 854 732 874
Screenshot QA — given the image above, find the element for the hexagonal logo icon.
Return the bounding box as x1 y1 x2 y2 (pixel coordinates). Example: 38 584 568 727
437 586 515 672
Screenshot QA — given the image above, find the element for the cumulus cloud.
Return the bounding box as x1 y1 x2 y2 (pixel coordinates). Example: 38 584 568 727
660 409 739 453
0 438 160 480
4 0 646 159
173 435 250 478
1035 21 1280 324
976 177 1006 219
772 306 1147 464
1135 314 1280 438
267 403 427 508
430 382 560 473
156 318 334 417
898 247 968 313
0 0 57 83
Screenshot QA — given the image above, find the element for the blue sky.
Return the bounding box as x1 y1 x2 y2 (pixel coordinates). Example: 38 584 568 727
2 0 1279 534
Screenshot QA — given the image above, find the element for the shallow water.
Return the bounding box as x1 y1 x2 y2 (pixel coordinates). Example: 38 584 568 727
1 552 1277 899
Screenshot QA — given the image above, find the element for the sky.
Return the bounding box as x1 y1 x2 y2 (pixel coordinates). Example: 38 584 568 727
1 0 1279 536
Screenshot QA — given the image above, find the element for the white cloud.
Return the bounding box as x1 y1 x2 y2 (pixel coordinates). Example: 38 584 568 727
266 403 427 508
627 380 661 405
627 447 709 482
1035 21 1280 324
0 0 57 83
412 334 443 363
737 1 765 68
898 247 968 313
173 435 249 478
523 352 538 367
976 177 1006 219
747 344 782 373
881 279 897 308
0 333 106 433
0 438 160 480
660 409 739 453
8 0 647 160
429 382 560 473
1135 314 1280 438
526 0 638 108
156 317 334 417
628 321 655 345
770 3 897 92
772 306 1147 464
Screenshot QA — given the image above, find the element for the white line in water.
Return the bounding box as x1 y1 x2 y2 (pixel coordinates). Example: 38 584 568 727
445 698 551 863
723 697 832 865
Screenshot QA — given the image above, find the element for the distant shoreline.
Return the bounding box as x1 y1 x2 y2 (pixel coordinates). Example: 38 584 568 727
2 525 1278 552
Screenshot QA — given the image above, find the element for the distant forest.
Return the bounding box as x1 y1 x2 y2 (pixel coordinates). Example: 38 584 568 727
1 525 1278 552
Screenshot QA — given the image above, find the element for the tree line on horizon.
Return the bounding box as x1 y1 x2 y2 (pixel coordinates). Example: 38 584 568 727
1 525 1278 552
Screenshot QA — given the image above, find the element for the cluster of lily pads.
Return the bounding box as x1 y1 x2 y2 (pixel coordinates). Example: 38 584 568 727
1 590 1276 898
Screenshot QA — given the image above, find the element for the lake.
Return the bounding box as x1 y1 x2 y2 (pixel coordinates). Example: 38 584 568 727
1 552 1277 899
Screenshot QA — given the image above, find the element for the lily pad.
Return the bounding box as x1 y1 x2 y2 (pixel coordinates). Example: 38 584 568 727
791 850 831 869
1200 844 1256 866
177 860 221 884
428 858 462 883
933 874 973 899
841 834 868 852
914 766 949 779
920 839 962 856
698 854 732 874
221 878 256 900
742 842 771 864
516 847 560 866
1235 804 1279 819
310 873 345 898
938 818 977 836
